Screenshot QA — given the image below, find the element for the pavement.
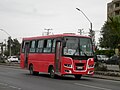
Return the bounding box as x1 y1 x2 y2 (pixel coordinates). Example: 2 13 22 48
0 66 119 90
85 73 120 81
0 62 120 81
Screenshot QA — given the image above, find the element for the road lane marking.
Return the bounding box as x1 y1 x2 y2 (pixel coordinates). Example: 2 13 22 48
9 85 22 90
0 82 8 86
0 82 21 90
74 83 112 90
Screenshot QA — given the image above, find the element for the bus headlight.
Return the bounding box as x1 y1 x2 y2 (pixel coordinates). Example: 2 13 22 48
64 64 72 68
88 64 94 68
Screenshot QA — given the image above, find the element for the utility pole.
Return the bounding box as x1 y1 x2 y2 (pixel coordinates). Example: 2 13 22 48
8 36 11 56
4 39 7 51
78 29 83 35
76 8 92 32
76 8 95 45
44 28 52 35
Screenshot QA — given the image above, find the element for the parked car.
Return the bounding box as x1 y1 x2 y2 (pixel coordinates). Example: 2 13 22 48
94 55 109 63
7 56 19 62
106 55 120 65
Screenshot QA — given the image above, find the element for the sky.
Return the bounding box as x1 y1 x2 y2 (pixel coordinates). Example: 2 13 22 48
0 0 112 43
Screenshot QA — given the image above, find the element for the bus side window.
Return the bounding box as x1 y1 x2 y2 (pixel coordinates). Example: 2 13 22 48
36 40 44 53
52 39 56 53
22 41 25 53
43 39 52 53
29 40 36 53
22 41 29 53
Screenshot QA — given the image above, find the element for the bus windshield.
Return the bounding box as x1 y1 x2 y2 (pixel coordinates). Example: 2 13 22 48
63 37 93 56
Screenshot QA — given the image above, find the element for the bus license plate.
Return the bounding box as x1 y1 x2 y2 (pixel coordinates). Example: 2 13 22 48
77 66 83 70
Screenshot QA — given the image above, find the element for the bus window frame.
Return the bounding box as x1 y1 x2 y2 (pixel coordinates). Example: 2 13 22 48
21 41 30 53
43 39 53 53
21 37 64 54
29 40 36 53
52 39 56 53
62 36 94 57
36 39 44 53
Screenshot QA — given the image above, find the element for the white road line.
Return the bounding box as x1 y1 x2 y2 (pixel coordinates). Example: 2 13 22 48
0 82 8 86
9 85 22 90
0 82 21 90
74 83 112 90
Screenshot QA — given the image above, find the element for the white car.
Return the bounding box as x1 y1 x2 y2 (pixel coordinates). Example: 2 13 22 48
7 56 19 62
96 55 109 62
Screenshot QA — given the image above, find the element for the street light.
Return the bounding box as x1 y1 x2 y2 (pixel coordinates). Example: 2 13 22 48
0 29 11 57
76 8 92 31
76 8 95 45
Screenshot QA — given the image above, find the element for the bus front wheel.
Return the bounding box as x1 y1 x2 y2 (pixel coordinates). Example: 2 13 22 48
50 67 55 78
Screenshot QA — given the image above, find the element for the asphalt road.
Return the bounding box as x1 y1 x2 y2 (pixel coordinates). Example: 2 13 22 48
0 65 120 90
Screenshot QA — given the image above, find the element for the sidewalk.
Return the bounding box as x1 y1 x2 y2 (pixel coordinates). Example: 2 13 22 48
85 71 120 81
92 74 120 81
0 63 20 69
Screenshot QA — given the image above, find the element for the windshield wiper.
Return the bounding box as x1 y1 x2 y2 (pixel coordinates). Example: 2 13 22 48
73 48 88 57
79 48 88 57
73 50 78 56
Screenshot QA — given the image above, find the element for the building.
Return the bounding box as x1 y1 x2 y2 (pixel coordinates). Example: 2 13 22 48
107 0 120 17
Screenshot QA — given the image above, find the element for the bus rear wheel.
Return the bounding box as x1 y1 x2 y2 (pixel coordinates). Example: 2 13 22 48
74 75 82 80
29 65 39 75
50 67 55 78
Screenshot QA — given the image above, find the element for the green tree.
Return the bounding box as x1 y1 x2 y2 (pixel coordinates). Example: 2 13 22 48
11 39 21 55
99 16 120 49
5 38 21 56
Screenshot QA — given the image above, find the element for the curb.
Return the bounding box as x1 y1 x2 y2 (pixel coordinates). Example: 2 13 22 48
0 63 20 69
85 74 120 81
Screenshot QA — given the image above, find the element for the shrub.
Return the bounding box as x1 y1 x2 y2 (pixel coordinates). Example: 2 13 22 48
95 62 107 71
95 50 114 57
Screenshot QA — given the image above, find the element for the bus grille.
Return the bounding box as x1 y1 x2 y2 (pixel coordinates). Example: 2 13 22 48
75 63 85 70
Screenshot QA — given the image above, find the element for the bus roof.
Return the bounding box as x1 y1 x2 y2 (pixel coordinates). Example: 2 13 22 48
22 33 91 41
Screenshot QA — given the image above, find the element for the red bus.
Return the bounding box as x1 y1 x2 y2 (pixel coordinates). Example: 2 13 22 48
20 33 94 79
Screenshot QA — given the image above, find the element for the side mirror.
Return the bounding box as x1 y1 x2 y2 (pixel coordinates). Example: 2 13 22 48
94 55 98 62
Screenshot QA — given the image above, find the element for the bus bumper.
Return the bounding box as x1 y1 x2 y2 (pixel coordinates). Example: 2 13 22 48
61 58 94 76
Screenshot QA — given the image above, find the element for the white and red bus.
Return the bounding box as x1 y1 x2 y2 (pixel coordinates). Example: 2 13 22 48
20 33 94 79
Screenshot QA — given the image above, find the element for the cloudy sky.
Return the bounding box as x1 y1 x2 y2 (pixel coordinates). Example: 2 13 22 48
0 0 112 43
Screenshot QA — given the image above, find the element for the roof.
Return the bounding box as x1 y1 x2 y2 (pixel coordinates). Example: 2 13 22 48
23 33 91 41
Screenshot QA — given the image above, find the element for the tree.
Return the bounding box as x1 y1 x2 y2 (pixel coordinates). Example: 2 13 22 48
11 39 21 55
5 38 21 56
99 16 120 49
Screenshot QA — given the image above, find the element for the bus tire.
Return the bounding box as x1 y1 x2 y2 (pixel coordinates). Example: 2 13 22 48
74 75 82 80
29 65 39 75
50 67 55 78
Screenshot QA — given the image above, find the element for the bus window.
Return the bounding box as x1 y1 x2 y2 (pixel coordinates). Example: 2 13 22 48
52 39 56 53
29 40 36 53
80 38 93 56
22 41 30 53
36 40 44 53
43 39 52 53
63 37 93 56
22 41 25 53
63 37 79 55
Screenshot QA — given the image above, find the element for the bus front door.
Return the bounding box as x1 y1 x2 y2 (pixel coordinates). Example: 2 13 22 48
55 41 62 74
24 42 30 68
